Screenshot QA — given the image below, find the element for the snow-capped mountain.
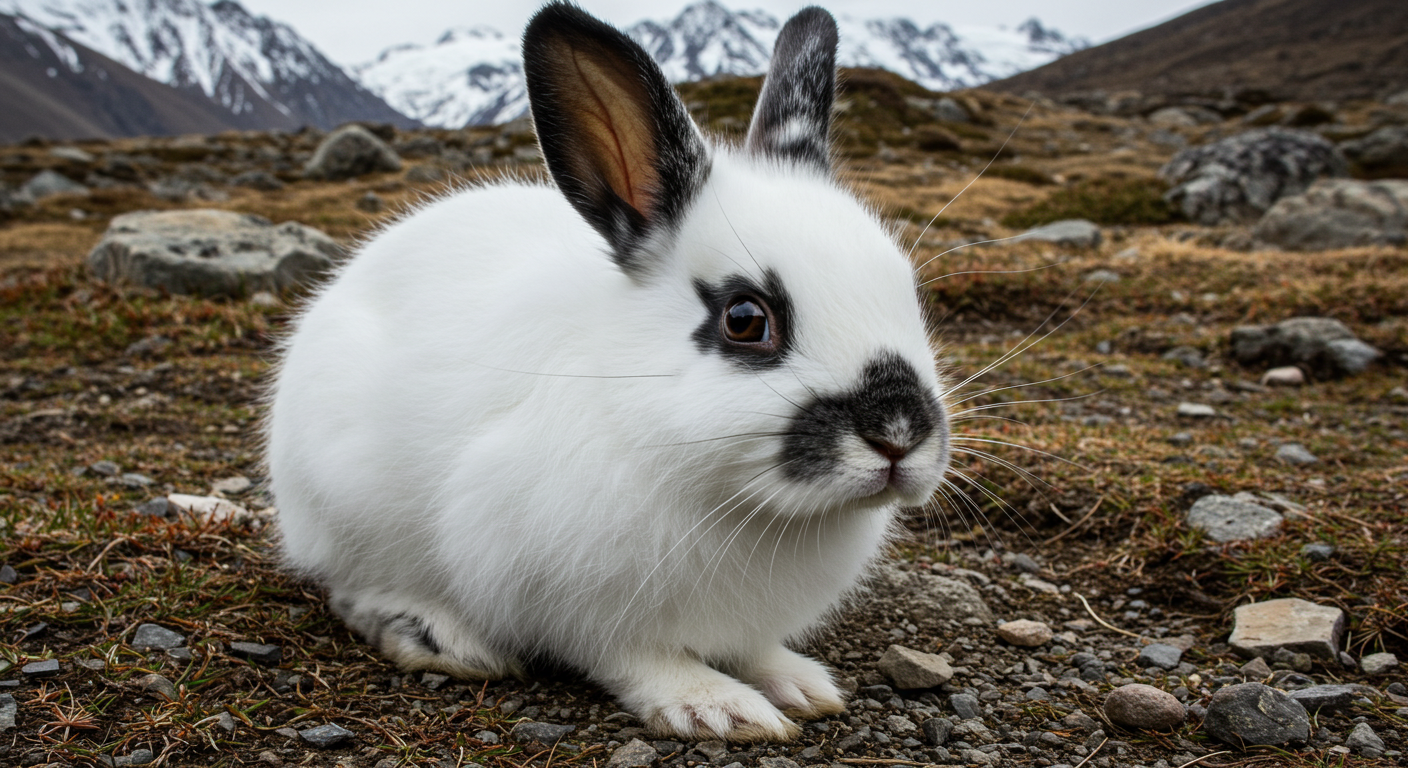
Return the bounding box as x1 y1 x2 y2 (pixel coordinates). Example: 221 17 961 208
356 0 1088 128
0 0 413 130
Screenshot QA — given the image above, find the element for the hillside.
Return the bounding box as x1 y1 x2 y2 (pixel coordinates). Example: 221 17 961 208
0 14 250 142
991 0 1408 102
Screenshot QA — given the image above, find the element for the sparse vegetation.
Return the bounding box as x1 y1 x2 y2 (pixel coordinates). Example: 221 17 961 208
1000 177 1183 228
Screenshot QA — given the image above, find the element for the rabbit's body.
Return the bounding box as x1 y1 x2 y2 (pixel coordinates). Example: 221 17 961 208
270 3 950 741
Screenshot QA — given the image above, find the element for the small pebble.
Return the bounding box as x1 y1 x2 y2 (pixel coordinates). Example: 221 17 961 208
1275 443 1318 465
1203 682 1309 746
1261 366 1304 386
1137 643 1184 670
949 693 983 720
995 619 1053 647
1361 652 1399 675
510 721 575 744
1345 722 1385 757
139 673 178 700
300 722 355 748
229 641 282 666
21 659 60 678
1103 683 1185 730
1300 542 1335 561
606 739 658 768
132 623 186 650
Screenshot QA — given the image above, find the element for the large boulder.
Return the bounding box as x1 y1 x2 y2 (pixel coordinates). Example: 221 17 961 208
88 210 344 297
1253 179 1408 250
304 124 402 180
1229 317 1381 378
1340 126 1408 174
1159 128 1347 225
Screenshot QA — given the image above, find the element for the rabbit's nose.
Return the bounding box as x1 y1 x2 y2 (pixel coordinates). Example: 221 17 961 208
864 437 909 464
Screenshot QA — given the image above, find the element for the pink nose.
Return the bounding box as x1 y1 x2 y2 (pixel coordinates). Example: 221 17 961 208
865 438 909 464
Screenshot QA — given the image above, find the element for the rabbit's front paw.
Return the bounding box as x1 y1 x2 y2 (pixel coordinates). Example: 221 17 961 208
733 646 846 719
604 655 800 742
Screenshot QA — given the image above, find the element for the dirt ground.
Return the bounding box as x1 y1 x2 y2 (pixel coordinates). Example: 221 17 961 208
1 89 1406 767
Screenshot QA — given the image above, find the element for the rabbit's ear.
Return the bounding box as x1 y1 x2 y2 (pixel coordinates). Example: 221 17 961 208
745 7 838 173
524 3 709 276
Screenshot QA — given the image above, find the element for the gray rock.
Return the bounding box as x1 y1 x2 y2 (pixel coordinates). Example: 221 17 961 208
304 125 402 179
870 563 993 624
1149 105 1222 127
50 145 96 163
356 191 385 212
420 672 449 690
124 748 156 765
21 169 90 199
606 739 658 768
1240 657 1273 679
132 623 186 650
1346 722 1386 756
949 693 983 720
1063 711 1099 731
693 740 727 760
1020 219 1102 249
510 721 575 744
1162 346 1206 368
0 564 16 583
1103 683 1186 730
139 673 178 700
115 472 153 488
757 759 799 768
230 170 285 191
88 209 343 297
1203 683 1309 746
1299 543 1334 561
1340 126 1408 172
935 97 971 123
884 714 918 734
1275 443 1318 465
0 693 14 730
1261 366 1305 386
300 722 355 748
879 644 954 689
922 717 954 745
1187 494 1283 542
211 476 253 496
1176 402 1218 419
1229 598 1346 660
1361 652 1399 675
133 497 171 517
1137 644 1184 670
1159 128 1347 225
1230 317 1381 378
1254 178 1408 250
1286 684 1361 712
229 641 282 666
89 460 122 476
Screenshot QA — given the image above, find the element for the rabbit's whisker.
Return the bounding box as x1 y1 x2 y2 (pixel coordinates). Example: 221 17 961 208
950 367 1104 407
917 258 1065 286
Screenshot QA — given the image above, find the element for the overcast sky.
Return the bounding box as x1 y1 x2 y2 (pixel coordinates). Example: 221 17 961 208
236 0 1219 66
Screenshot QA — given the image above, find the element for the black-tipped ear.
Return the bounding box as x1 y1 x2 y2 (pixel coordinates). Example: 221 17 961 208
523 2 709 275
744 7 838 172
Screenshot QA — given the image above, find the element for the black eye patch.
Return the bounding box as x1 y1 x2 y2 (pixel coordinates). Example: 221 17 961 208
691 268 794 369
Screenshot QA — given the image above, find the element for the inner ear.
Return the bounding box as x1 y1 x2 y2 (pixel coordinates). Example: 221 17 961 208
745 6 838 172
524 3 709 274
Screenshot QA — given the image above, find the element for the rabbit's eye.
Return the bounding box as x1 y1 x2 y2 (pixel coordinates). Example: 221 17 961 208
722 298 774 347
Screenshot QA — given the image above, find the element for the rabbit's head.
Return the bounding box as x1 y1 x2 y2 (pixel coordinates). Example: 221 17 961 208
524 3 950 517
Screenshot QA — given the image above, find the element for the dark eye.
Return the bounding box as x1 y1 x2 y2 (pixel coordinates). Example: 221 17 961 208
721 297 774 347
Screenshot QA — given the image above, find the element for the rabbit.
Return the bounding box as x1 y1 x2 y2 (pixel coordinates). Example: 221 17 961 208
266 1 951 743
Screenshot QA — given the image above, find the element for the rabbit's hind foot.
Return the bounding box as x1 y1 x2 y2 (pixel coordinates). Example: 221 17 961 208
331 590 520 680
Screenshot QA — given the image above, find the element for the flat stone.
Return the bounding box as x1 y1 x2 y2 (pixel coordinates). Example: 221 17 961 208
1346 722 1386 756
211 476 253 495
606 739 659 768
89 460 122 476
870 563 993 624
922 717 953 745
304 125 402 180
1187 494 1283 542
0 564 15 583
1287 684 1362 712
1361 652 1399 675
694 740 727 761
1275 443 1318 465
420 672 449 690
167 494 251 524
949 693 983 720
139 673 177 700
22 659 60 678
878 644 954 689
1261 366 1304 386
1229 598 1346 660
1137 644 1184 670
510 721 575 744
87 210 343 298
0 693 15 730
884 714 918 734
1021 219 1102 248
1103 684 1186 731
757 759 799 768
1203 683 1310 746
133 497 171 517
1176 402 1218 418
300 722 355 748
229 641 282 666
995 619 1053 647
132 623 186 650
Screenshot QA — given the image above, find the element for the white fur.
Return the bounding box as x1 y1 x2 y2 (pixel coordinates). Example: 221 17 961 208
268 149 948 740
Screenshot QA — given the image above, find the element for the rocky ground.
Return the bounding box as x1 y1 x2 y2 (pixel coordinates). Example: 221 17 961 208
1 77 1406 767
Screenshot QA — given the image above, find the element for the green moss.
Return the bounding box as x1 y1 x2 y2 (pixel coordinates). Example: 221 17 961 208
1000 177 1182 228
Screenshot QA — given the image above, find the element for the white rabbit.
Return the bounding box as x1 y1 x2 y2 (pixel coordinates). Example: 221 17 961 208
267 2 950 742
